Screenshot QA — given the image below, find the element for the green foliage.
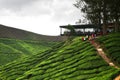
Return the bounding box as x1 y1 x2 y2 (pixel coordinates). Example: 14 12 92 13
0 36 119 80
0 38 58 66
67 24 76 36
96 32 120 66
74 0 120 32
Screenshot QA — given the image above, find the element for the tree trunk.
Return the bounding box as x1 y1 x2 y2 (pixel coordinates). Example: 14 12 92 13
103 24 107 34
115 14 119 32
103 0 107 35
98 10 102 31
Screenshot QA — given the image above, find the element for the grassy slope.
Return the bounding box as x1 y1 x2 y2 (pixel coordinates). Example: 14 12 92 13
0 38 58 66
96 32 120 66
0 37 119 80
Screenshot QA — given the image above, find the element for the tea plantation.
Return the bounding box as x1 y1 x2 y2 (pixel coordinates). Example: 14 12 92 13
96 32 120 67
0 38 58 66
0 36 119 80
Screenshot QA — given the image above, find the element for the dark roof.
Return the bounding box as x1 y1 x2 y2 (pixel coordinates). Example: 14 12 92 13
60 24 98 29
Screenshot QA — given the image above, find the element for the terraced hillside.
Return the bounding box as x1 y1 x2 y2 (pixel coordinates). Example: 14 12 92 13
0 38 58 66
96 32 120 66
0 37 119 80
0 24 67 42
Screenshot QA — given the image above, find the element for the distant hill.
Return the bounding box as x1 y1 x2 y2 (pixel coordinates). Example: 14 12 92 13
0 24 67 42
0 24 64 66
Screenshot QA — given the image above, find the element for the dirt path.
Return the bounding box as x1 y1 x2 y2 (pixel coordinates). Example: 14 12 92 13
89 40 120 80
89 40 119 68
114 75 120 80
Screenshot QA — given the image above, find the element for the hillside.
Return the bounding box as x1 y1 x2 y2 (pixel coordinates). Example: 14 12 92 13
96 32 120 67
0 38 58 66
0 24 67 42
0 36 119 80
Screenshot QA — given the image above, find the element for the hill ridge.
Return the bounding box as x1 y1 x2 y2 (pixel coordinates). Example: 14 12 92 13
0 24 67 42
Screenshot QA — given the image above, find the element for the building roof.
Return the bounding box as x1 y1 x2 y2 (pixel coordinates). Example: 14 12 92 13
60 24 98 29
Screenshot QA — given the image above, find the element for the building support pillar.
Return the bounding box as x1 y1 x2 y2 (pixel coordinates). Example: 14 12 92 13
83 28 85 35
60 28 62 36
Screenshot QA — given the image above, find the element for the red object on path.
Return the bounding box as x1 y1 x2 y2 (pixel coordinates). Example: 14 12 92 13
92 34 95 39
100 31 103 35
82 37 84 41
91 40 94 44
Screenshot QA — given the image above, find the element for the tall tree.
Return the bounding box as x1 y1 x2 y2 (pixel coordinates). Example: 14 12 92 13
109 0 120 32
74 0 120 34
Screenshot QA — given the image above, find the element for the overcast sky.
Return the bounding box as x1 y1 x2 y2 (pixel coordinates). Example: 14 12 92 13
0 0 83 36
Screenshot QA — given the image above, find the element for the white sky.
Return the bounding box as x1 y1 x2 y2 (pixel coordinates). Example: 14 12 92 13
0 0 83 36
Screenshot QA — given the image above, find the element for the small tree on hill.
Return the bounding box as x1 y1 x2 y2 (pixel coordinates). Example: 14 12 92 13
66 24 76 41
67 24 76 36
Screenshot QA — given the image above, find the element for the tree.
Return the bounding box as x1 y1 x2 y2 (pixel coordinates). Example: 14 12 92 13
74 0 104 32
108 0 120 32
67 24 76 36
74 0 120 34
